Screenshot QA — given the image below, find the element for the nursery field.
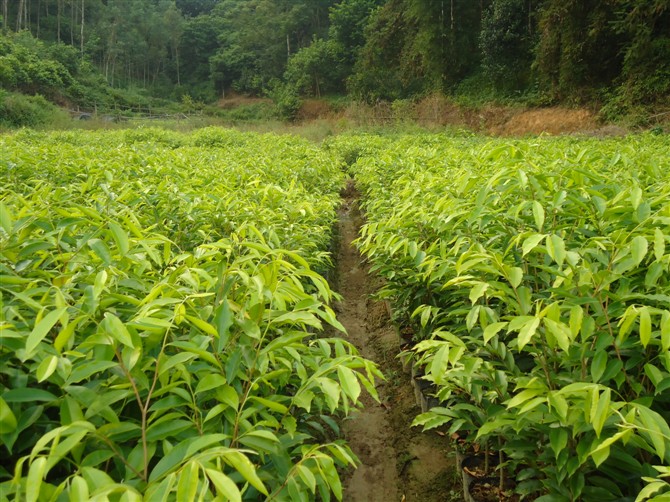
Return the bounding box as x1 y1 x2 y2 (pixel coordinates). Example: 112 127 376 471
326 132 670 501
1 128 670 501
0 128 381 501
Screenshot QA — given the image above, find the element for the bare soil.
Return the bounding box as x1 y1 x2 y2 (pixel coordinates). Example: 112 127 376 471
334 181 458 502
217 94 638 138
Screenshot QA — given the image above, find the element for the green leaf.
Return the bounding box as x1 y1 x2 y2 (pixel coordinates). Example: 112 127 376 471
247 396 289 414
205 469 241 502
195 374 228 395
109 221 130 255
469 282 489 305
296 464 317 494
639 307 652 348
507 388 542 409
522 233 545 256
636 406 669 461
630 186 643 209
635 482 669 502
549 428 568 459
508 267 523 289
590 388 611 438
517 317 541 350
88 238 112 265
590 351 608 383
590 430 631 468
66 360 118 384
569 305 583 339
644 364 664 392
483 322 508 343
183 315 218 338
0 397 17 434
2 388 57 403
26 457 47 502
102 313 134 348
544 318 571 352
177 461 199 502
618 306 638 344
631 236 648 266
0 202 13 235
591 443 610 468
224 451 268 496
215 300 233 351
661 311 670 352
36 355 59 383
238 430 279 452
532 201 545 231
69 476 90 500
25 307 67 358
317 377 341 412
337 365 362 403
81 467 116 493
653 227 665 262
216 385 240 410
546 235 566 267
548 392 568 421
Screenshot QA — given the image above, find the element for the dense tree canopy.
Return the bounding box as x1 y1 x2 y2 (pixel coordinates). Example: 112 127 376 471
1 0 668 113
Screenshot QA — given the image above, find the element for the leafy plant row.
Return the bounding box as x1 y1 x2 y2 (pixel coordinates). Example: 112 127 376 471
338 133 670 501
0 128 381 501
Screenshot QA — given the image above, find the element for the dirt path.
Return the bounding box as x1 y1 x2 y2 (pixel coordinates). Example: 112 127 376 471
334 181 458 502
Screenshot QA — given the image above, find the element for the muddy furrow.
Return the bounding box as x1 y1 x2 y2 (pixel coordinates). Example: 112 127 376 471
334 182 456 502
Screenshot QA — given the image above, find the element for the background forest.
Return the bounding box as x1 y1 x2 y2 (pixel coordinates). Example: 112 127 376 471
1 0 669 123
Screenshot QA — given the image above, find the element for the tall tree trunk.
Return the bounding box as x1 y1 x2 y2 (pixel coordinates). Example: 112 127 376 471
36 0 41 37
80 0 84 56
57 0 62 42
70 0 74 45
16 0 24 30
176 47 181 86
2 0 7 34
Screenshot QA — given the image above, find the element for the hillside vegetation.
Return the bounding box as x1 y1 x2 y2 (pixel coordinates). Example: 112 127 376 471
1 1 669 127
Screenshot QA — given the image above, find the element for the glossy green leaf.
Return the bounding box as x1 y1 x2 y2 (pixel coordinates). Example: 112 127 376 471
25 307 67 358
0 397 17 435
631 236 648 266
36 355 59 383
639 307 652 348
483 322 507 343
176 461 199 502
546 235 566 267
205 469 241 502
337 365 361 403
469 282 489 305
0 202 13 235
532 201 545 231
101 313 134 348
2 388 58 403
654 228 666 262
224 451 268 496
88 238 112 265
517 317 541 350
522 233 545 256
26 457 47 502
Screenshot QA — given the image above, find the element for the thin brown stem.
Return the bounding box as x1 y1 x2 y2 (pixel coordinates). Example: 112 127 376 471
115 347 149 481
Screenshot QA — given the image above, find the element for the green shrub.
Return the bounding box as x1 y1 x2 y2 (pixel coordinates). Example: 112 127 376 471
266 80 303 121
0 92 67 127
